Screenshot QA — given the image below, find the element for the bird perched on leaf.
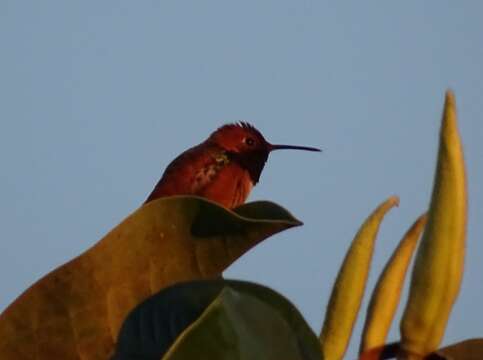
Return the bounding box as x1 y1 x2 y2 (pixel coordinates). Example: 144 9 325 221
145 122 320 209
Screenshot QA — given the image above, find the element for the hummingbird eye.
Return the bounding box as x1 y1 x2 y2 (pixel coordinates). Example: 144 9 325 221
244 137 255 146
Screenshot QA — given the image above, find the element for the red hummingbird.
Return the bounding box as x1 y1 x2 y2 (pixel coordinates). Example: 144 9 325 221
145 122 320 209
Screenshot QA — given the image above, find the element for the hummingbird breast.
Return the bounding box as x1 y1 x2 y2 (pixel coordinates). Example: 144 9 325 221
144 143 254 208
197 162 254 208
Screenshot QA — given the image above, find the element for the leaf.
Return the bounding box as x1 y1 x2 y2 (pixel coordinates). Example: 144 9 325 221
110 279 320 360
359 214 427 357
320 195 399 360
400 91 467 357
430 339 483 360
0 196 301 360
354 339 483 360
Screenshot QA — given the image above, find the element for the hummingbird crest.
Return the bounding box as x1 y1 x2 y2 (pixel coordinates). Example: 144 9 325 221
145 122 320 208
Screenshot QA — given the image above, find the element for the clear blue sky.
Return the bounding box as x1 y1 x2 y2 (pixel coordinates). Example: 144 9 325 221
1 1 482 357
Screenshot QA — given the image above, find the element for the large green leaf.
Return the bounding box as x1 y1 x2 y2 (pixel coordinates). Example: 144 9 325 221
0 196 301 360
112 279 320 360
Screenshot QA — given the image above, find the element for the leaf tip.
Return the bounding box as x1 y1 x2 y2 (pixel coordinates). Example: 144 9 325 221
445 89 456 107
387 195 400 208
442 89 458 130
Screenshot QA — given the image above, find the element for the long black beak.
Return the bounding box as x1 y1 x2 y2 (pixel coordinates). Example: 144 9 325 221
269 143 321 152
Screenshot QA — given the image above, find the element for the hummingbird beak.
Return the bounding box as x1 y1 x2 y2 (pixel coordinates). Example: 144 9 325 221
268 143 322 152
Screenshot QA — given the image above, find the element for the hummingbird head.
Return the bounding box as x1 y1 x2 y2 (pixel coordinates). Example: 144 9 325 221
209 122 270 154
208 122 321 184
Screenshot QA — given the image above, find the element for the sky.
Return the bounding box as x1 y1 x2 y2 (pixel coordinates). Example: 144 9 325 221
1 1 482 358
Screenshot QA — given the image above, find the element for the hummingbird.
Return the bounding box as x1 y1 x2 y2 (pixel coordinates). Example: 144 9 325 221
145 122 321 209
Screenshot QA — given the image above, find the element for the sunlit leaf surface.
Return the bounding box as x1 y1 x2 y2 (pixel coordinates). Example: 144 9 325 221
0 196 300 359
